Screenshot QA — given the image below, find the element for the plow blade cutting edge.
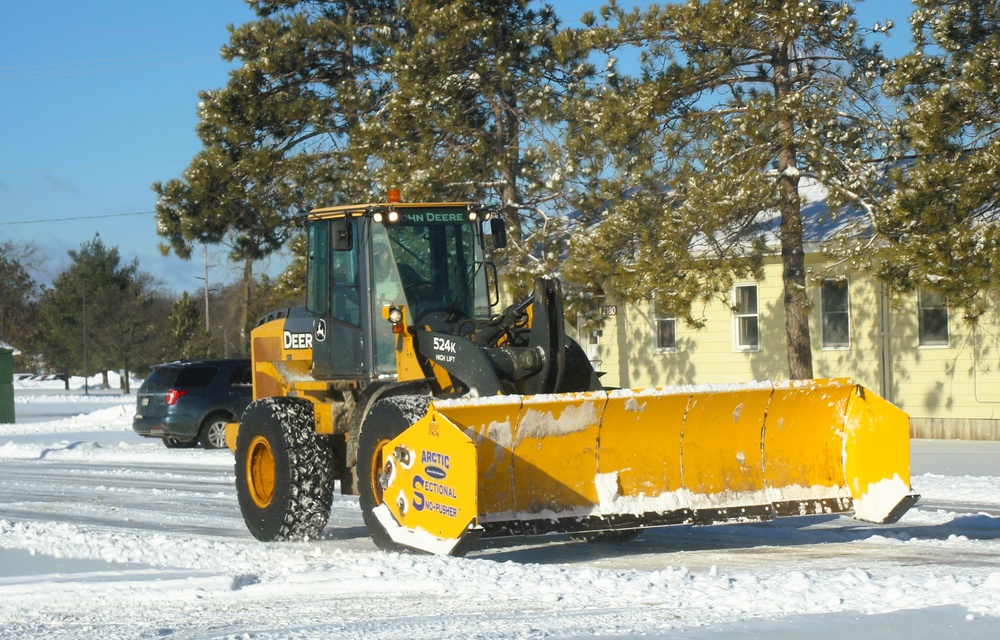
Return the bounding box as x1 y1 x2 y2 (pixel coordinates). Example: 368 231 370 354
371 378 918 555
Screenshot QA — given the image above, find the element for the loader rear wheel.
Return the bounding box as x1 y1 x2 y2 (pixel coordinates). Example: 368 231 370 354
357 395 431 552
235 398 334 542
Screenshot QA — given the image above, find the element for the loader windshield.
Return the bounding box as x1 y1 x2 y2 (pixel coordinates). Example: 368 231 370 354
381 210 490 323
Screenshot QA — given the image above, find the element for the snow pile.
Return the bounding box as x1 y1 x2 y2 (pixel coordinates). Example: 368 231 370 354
0 404 133 435
915 473 1000 506
12 393 130 405
13 371 142 392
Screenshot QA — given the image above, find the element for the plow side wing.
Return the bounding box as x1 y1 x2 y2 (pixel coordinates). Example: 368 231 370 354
843 387 917 524
373 410 482 556
375 379 916 554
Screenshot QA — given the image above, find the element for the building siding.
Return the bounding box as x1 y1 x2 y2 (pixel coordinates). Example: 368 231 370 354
577 255 1000 439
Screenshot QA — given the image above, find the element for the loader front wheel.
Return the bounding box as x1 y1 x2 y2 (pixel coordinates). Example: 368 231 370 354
235 398 334 542
357 395 431 552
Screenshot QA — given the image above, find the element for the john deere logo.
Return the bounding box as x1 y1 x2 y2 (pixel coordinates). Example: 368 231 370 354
283 331 313 350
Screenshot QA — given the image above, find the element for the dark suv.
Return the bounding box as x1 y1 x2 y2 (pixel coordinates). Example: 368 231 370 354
132 359 253 449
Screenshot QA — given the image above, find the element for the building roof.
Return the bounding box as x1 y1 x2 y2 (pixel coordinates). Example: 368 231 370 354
752 178 871 252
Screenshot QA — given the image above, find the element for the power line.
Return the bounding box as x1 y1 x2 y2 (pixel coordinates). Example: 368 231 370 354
0 161 184 174
0 210 154 226
0 50 219 72
0 51 223 82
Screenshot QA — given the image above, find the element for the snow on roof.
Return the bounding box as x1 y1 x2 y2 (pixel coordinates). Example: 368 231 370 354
750 177 871 252
576 177 872 259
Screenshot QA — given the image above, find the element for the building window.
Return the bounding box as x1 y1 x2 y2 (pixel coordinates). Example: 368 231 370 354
821 278 850 348
918 289 949 346
733 283 759 351
653 305 676 352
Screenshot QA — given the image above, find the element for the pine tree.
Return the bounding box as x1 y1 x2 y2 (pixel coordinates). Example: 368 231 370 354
156 1 587 303
167 292 213 360
153 1 398 323
372 1 588 297
0 241 40 365
273 233 307 300
875 0 1000 316
37 235 158 389
96 274 159 394
560 0 892 379
371 3 564 218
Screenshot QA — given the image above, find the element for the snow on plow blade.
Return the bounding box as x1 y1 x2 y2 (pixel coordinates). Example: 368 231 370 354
375 378 918 555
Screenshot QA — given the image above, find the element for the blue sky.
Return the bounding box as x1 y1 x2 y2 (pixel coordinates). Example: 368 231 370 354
1 1 914 297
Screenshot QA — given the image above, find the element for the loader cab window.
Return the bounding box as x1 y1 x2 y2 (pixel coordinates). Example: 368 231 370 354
307 219 359 326
306 221 330 315
331 222 360 326
371 225 407 373
381 211 490 323
370 209 491 374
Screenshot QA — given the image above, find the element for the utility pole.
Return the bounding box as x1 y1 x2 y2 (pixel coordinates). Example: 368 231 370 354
82 282 89 396
203 245 210 332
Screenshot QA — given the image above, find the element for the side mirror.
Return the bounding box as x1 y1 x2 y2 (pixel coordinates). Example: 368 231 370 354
332 219 352 251
491 217 508 249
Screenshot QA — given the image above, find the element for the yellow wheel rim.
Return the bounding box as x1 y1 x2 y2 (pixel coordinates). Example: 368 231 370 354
246 435 275 509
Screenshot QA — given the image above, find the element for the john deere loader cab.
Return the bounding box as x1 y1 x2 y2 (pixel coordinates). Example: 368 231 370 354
302 200 581 393
231 196 917 557
304 203 493 380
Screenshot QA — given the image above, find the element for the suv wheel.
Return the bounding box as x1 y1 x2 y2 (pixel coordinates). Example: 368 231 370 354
199 413 230 449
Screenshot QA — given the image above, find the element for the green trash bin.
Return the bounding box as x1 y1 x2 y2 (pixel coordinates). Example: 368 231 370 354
0 347 14 424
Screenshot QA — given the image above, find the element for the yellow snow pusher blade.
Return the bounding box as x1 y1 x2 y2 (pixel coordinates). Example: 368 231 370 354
371 378 918 555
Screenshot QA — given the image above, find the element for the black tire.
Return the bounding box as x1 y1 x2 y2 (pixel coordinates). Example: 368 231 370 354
163 436 196 449
198 412 230 449
235 397 334 542
356 395 431 552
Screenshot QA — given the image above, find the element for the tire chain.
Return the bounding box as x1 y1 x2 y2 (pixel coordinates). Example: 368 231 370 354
262 397 335 541
383 395 431 429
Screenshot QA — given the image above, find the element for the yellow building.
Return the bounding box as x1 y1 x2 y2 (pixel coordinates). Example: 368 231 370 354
568 183 1000 440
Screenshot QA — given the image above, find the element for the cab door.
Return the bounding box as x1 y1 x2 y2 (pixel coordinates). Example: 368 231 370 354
308 219 364 378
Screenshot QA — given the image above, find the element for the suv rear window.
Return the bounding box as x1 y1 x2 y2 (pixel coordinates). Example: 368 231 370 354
173 367 218 387
143 368 179 389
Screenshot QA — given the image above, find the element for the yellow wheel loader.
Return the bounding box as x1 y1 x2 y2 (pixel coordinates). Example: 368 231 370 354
228 196 918 556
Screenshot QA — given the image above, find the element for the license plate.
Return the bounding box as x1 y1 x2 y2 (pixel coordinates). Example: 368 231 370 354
141 398 150 406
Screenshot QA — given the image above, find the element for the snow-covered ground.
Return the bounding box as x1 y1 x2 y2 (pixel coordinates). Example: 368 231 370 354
2 378 1000 639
